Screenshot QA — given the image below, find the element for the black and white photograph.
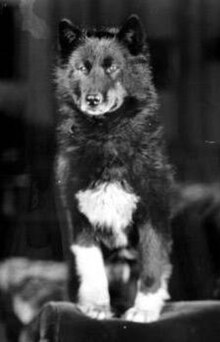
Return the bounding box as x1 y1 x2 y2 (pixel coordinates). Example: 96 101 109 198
1 1 220 341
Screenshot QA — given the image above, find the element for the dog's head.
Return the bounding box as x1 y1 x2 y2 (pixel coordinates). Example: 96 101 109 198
56 15 150 117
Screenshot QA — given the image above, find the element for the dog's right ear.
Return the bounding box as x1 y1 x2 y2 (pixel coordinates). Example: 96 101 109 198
59 19 82 57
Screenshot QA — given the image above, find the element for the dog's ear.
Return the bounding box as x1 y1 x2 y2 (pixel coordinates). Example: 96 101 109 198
117 15 145 55
59 19 82 57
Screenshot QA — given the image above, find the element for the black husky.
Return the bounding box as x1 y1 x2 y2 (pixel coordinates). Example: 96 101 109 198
55 15 174 322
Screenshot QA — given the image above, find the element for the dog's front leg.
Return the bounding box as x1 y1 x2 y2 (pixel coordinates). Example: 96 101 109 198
69 244 112 319
124 221 172 323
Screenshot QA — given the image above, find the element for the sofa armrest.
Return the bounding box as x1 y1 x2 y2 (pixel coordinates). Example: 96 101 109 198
31 301 220 342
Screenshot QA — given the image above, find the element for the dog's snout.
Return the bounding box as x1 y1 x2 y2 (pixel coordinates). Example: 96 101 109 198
86 94 102 107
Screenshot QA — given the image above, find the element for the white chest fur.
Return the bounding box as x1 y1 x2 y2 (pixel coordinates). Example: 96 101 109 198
76 182 139 239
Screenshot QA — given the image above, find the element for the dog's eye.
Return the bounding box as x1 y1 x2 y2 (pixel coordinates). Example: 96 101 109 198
106 64 119 74
76 65 88 73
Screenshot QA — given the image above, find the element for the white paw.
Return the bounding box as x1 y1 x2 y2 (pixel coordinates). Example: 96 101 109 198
78 304 112 320
124 306 160 323
123 288 169 323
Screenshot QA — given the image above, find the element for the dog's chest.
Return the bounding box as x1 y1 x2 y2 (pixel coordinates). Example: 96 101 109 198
75 182 139 246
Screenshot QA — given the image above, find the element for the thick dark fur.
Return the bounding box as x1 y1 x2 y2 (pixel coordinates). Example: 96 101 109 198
55 15 174 321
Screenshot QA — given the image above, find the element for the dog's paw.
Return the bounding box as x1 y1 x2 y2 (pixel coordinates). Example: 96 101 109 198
123 306 160 323
78 304 112 320
123 288 169 323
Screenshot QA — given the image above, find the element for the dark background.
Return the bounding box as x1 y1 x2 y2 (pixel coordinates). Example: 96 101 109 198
0 0 220 299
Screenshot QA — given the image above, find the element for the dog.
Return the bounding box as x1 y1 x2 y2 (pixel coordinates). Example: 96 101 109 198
54 14 174 323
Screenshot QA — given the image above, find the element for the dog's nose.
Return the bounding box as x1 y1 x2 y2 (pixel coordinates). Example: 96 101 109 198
86 94 102 107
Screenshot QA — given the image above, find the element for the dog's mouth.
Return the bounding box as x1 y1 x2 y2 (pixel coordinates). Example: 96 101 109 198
76 83 127 117
80 98 121 116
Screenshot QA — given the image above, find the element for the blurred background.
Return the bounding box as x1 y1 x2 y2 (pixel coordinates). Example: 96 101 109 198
0 0 220 304
0 0 220 340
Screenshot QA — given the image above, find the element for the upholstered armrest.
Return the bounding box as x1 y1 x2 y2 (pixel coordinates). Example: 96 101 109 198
30 301 220 342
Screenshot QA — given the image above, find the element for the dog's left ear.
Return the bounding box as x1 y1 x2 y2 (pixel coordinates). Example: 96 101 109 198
117 15 145 55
